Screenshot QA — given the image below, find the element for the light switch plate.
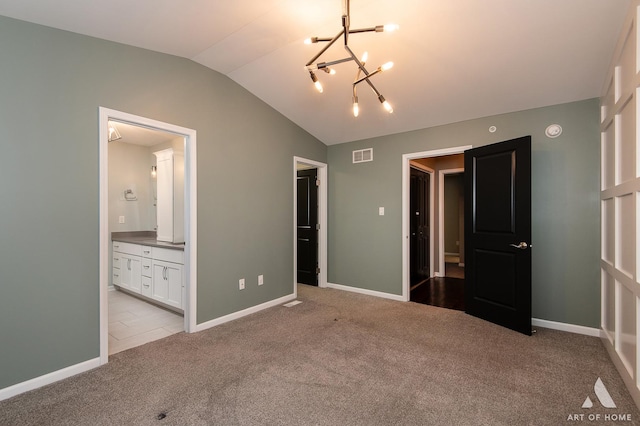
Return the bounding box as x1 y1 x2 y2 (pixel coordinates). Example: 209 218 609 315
379 207 385 216
118 216 125 224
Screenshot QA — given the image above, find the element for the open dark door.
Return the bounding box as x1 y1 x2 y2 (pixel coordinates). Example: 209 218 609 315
464 136 532 335
297 169 319 286
410 167 430 285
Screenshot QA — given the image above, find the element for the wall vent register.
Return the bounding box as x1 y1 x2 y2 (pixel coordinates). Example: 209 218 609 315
353 148 373 164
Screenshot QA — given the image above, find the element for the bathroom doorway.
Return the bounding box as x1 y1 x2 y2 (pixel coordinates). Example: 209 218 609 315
98 107 197 364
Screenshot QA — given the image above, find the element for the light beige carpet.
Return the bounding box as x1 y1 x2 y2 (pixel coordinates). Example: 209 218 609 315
1 284 638 425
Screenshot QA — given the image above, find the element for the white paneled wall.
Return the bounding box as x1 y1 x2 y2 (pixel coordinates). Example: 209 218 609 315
601 1 640 407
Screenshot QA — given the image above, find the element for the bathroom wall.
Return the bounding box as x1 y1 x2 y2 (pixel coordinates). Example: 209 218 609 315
108 141 156 233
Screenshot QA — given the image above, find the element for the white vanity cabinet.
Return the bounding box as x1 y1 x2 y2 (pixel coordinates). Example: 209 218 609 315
112 240 184 311
153 148 184 244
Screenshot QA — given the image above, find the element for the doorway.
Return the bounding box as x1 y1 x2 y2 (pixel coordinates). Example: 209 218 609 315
293 157 328 295
402 146 471 303
99 107 197 364
440 169 465 279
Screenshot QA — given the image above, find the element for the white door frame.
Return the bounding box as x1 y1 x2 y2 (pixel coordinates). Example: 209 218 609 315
99 107 197 364
408 163 435 280
402 146 471 301
438 168 464 275
293 157 328 296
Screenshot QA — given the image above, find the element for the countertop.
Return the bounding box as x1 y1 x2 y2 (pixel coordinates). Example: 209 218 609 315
111 231 185 251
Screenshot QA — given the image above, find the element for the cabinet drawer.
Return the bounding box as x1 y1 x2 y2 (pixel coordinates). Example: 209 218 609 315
141 246 153 258
141 257 152 277
112 241 142 256
141 276 152 297
112 269 121 286
153 247 184 264
112 255 121 269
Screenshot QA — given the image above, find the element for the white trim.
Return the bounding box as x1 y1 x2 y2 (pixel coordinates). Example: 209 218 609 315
326 282 406 302
195 294 297 332
602 334 640 409
532 318 602 337
402 146 472 302
0 358 100 402
293 157 328 292
99 107 197 366
439 168 464 275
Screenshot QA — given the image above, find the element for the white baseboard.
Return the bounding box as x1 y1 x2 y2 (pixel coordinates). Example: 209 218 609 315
195 293 297 332
0 357 100 402
326 282 405 302
532 318 601 337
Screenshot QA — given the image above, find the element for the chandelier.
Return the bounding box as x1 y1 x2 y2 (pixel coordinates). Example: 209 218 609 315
304 0 398 117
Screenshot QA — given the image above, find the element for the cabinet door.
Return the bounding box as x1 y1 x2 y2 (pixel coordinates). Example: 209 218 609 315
165 263 183 309
152 262 169 304
152 260 183 309
121 254 142 294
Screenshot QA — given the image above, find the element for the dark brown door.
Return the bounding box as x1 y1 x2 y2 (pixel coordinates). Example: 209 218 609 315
410 167 430 285
297 169 319 286
464 136 532 335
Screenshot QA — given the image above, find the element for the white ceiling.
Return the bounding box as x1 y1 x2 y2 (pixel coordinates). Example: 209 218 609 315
0 0 630 145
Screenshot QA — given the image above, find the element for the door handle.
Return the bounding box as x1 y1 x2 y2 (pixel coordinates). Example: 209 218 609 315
509 242 529 250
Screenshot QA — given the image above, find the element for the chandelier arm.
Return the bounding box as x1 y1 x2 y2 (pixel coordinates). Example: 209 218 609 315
344 45 366 73
364 78 382 98
316 57 354 69
313 37 335 43
305 29 345 67
348 26 384 34
353 68 382 86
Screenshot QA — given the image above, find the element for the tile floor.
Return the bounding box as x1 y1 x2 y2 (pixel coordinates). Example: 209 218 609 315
108 289 184 355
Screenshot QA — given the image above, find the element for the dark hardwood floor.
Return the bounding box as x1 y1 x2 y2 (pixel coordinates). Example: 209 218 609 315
410 263 465 311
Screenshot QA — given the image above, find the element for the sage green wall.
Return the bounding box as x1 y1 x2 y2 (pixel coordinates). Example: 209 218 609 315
0 16 326 389
328 98 600 328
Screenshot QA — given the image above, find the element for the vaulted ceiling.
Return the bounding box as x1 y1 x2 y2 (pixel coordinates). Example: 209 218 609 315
0 0 630 144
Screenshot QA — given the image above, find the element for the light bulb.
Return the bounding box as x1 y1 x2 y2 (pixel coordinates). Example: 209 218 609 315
383 100 393 113
384 24 399 32
304 37 317 44
352 97 359 117
381 61 394 71
310 71 323 93
361 51 368 63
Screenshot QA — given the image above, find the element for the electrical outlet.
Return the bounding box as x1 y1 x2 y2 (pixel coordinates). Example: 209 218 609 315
119 215 125 224
239 278 245 290
258 275 264 286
